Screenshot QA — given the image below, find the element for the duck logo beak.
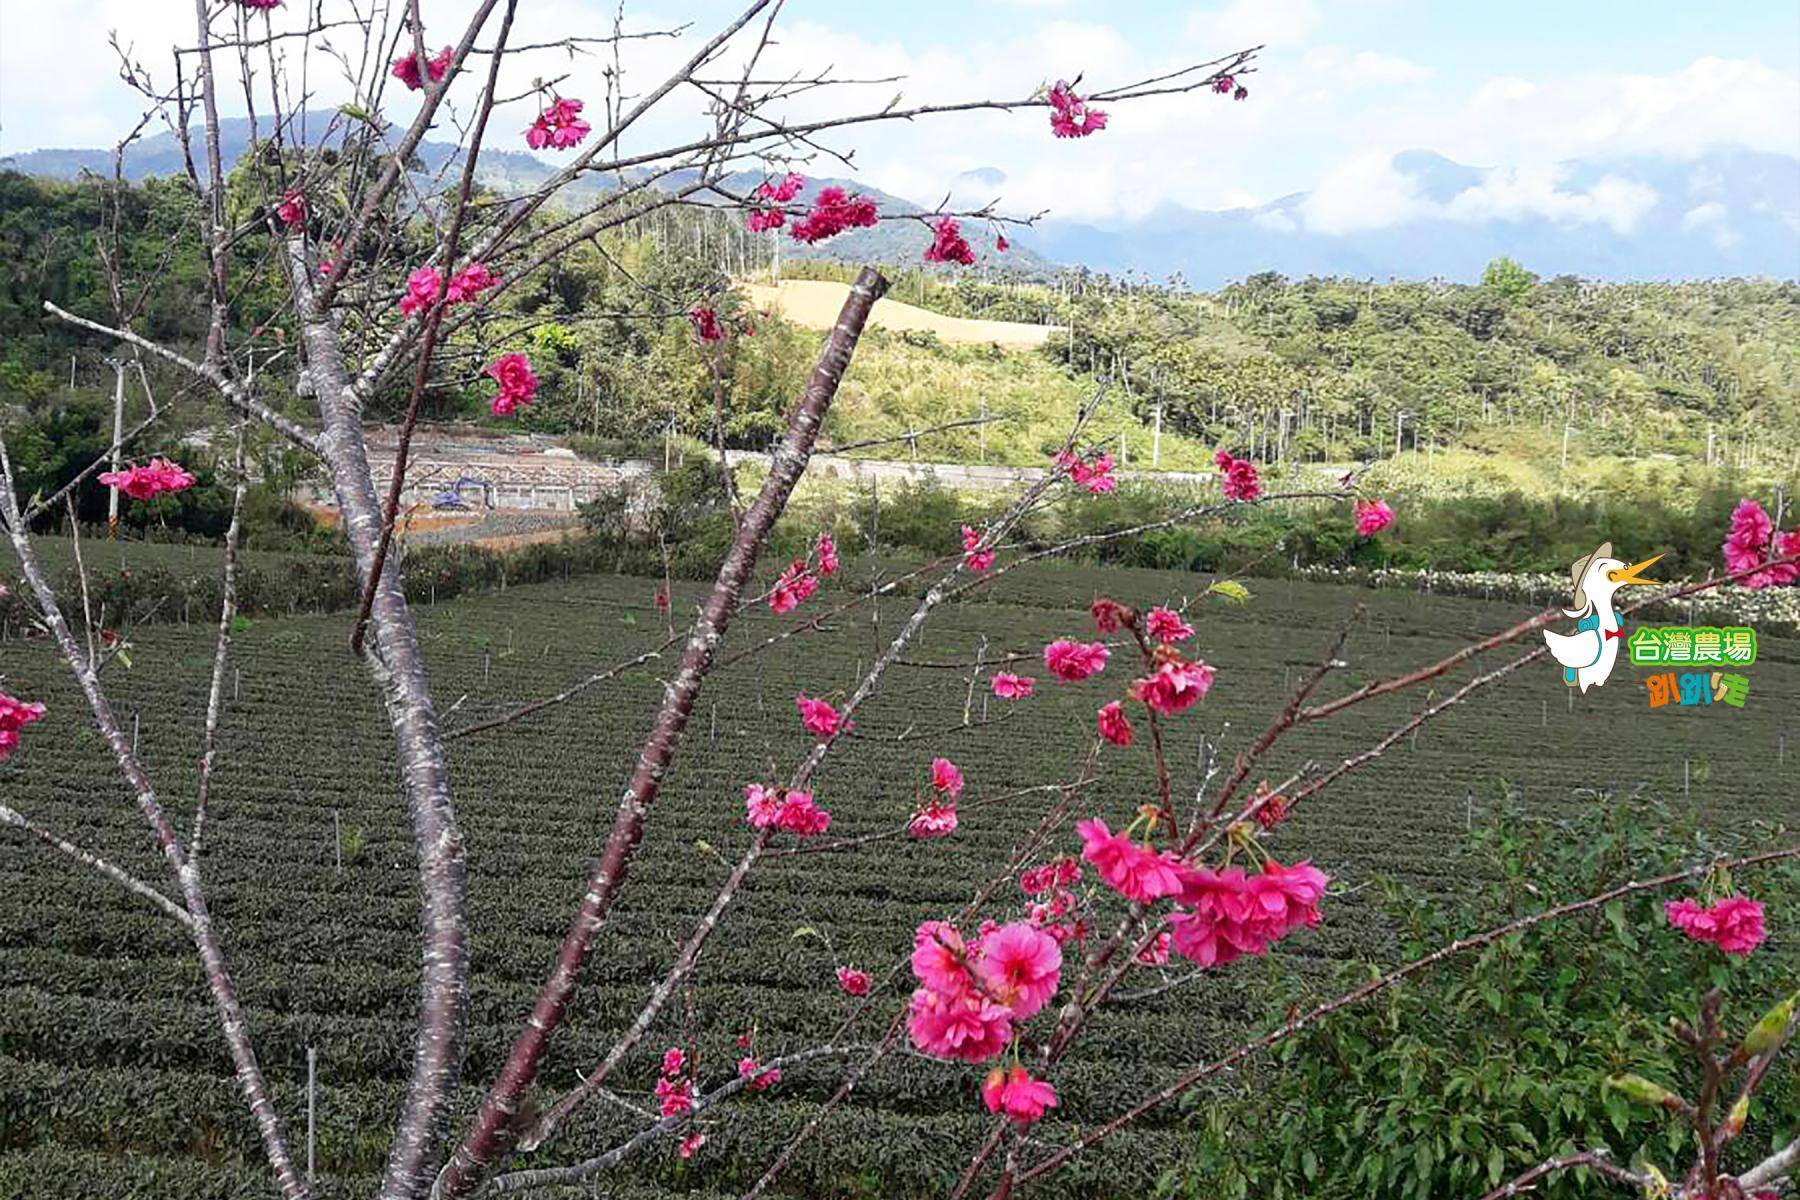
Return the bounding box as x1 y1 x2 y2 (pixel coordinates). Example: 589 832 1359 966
1606 553 1663 586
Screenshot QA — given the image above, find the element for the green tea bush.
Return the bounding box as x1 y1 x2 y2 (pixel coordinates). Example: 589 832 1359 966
1160 790 1799 1200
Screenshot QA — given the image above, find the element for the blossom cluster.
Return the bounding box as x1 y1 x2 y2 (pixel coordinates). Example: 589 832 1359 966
1214 450 1262 502
484 352 538 416
1043 639 1108 681
1052 449 1117 493
1723 498 1800 589
99 458 196 502
795 694 843 738
688 306 725 344
654 1047 693 1117
743 783 831 836
745 173 805 233
961 525 994 573
1665 895 1766 955
525 96 590 150
991 671 1035 699
1213 74 1250 101
769 559 819 614
0 692 47 763
909 757 962 839
789 186 879 244
924 217 975 266
398 261 499 317
276 189 307 230
392 46 452 92
1354 498 1396 537
1047 81 1108 138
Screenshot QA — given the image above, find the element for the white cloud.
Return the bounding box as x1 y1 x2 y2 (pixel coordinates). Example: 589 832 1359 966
1444 167 1658 234
1434 56 1800 166
1298 151 1426 233
1300 157 1661 235
1302 47 1434 85
1680 201 1728 229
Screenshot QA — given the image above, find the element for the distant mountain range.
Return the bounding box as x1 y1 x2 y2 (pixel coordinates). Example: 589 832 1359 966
5 118 1793 285
1012 148 1800 286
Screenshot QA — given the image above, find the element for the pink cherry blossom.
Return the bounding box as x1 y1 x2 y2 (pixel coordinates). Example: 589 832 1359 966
1052 449 1117 493
795 694 843 738
1047 81 1108 138
962 525 995 573
836 966 872 996
931 757 964 798
753 172 805 204
679 1132 705 1159
1665 895 1767 955
1169 859 1330 968
399 266 443 317
1096 701 1133 747
1130 656 1215 716
982 1065 1059 1125
392 45 452 92
1144 606 1193 644
0 693 46 763
661 1047 686 1077
484 352 538 417
909 801 959 839
912 920 971 995
907 985 1013 1062
991 672 1036 699
774 790 831 836
975 922 1061 1019
654 1075 693 1117
276 189 306 229
995 234 1010 252
1723 498 1799 588
446 261 499 304
1090 598 1127 633
1354 498 1396 537
816 531 840 576
737 1057 780 1091
1020 858 1080 895
769 560 818 614
1076 818 1184 903
688 305 725 343
99 458 197 502
1043 639 1109 682
924 216 975 266
743 783 782 829
1136 930 1172 966
789 186 880 244
746 207 786 233
526 96 590 150
1214 450 1263 502
240 0 283 8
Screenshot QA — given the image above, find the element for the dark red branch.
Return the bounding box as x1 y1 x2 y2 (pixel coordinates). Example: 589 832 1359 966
437 267 889 1199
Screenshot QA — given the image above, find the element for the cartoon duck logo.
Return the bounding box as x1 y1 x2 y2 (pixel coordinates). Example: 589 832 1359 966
1543 542 1662 693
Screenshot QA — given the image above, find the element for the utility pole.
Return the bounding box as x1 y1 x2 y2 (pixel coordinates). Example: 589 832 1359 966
1151 404 1163 468
1561 422 1572 470
106 357 125 538
1394 410 1406 458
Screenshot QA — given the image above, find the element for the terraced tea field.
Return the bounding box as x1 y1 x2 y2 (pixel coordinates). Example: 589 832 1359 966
1 561 1795 1198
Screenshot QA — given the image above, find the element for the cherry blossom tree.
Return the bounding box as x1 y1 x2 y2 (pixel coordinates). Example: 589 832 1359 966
2 4 1796 1200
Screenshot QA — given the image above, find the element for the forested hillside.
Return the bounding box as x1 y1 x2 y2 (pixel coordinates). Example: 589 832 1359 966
4 168 1796 490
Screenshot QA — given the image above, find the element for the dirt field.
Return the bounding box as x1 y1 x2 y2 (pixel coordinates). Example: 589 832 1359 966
742 279 1064 347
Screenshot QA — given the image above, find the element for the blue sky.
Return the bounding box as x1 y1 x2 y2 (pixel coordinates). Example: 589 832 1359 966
4 0 1796 230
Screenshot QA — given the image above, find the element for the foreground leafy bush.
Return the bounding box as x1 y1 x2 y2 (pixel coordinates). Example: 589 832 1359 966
1161 789 1798 1200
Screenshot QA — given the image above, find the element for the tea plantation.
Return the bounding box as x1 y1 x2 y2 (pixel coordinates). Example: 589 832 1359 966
1 558 1794 1198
